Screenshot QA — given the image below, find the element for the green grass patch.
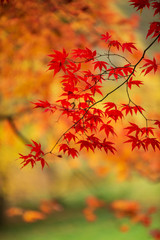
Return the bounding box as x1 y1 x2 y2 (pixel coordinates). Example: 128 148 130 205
0 208 158 240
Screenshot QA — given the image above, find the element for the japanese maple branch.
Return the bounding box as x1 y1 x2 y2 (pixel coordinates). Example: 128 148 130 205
47 33 160 155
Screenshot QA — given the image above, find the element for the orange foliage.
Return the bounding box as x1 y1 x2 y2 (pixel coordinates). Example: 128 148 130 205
39 199 63 214
111 200 140 218
22 210 45 223
83 196 106 222
5 207 23 217
86 196 105 209
83 208 97 222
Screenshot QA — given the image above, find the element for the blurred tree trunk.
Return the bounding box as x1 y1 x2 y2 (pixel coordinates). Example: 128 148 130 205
0 194 5 227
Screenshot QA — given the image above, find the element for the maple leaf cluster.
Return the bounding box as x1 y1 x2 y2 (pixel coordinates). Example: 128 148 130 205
19 140 48 169
19 0 160 169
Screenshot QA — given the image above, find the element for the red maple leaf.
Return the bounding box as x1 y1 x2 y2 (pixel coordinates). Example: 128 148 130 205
27 140 44 157
122 64 133 76
77 140 94 152
121 104 133 116
122 42 137 53
154 120 160 128
108 40 121 50
152 2 160 16
132 105 145 114
124 135 146 151
127 77 143 89
59 144 79 158
90 85 103 96
72 48 96 62
93 61 108 71
141 127 155 136
19 140 48 169
86 134 101 149
125 122 141 136
66 60 81 73
32 100 56 113
106 109 123 122
144 137 160 151
103 102 117 111
67 147 79 158
146 22 160 41
101 32 112 42
100 121 116 137
129 0 150 10
102 139 116 154
48 49 68 75
142 57 158 75
64 132 77 142
108 67 124 80
56 99 72 109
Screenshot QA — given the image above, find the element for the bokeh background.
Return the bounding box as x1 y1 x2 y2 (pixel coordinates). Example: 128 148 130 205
0 0 160 239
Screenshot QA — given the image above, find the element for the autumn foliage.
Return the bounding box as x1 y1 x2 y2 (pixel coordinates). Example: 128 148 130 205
1 1 160 239
19 0 160 171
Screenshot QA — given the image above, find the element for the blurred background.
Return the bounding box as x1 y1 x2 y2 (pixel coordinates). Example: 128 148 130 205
0 0 160 239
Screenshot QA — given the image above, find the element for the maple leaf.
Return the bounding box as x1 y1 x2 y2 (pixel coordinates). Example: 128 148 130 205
122 42 137 53
90 85 103 96
77 140 94 152
121 104 133 116
100 121 116 137
141 127 155 137
142 57 158 75
132 105 145 114
78 102 89 109
59 144 79 158
72 48 96 61
102 139 116 154
66 60 81 73
19 141 48 169
64 132 77 142
67 147 79 158
129 0 150 10
127 77 143 89
121 104 144 116
48 49 68 75
19 154 36 169
144 137 160 151
32 100 56 113
107 109 123 122
124 135 146 151
154 120 160 128
93 61 108 71
108 40 121 50
152 2 160 16
81 93 95 104
104 102 117 111
92 108 104 117
56 99 72 109
122 64 133 76
27 140 44 157
108 67 124 80
146 22 160 41
101 32 112 42
86 134 101 149
125 122 141 136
